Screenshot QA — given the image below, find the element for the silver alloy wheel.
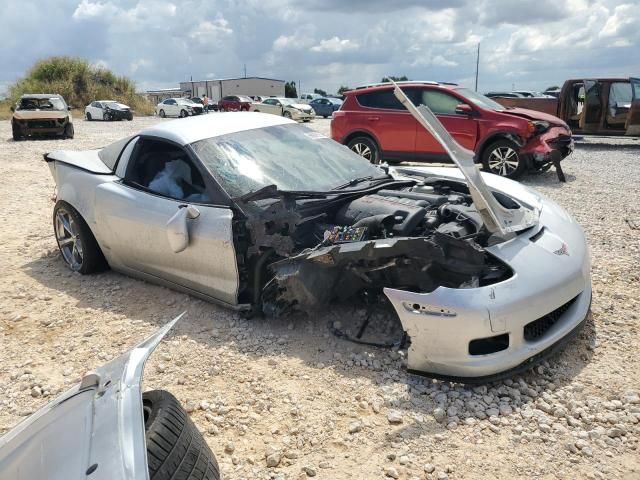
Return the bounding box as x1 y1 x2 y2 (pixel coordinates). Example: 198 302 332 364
55 208 83 270
350 142 373 161
487 146 519 176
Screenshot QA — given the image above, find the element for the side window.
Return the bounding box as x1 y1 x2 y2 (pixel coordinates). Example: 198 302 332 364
356 89 406 110
91 101 97 107
124 139 211 203
264 99 274 105
418 90 463 115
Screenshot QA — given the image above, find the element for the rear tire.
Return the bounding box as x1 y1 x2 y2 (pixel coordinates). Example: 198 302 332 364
143 390 220 480
347 135 380 164
481 139 526 179
85 112 92 121
53 202 106 274
159 109 166 118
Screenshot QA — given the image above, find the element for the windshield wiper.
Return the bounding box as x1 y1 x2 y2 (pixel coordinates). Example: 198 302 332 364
235 184 328 203
332 174 393 190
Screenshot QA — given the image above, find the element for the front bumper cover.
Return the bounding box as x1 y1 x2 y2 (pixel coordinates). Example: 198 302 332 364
383 192 591 382
522 126 574 165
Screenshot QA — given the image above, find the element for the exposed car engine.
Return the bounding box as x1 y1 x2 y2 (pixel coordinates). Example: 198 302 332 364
236 176 514 316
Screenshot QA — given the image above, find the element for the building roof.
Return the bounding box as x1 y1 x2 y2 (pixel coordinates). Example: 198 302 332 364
182 76 285 83
139 112 294 145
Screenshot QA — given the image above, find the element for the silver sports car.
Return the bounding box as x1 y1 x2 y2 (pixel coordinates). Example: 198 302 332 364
44 85 591 382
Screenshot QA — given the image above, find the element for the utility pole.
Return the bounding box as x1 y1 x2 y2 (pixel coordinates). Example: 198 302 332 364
474 43 480 92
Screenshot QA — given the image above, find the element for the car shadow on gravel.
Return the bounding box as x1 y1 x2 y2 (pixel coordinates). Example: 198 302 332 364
23 251 597 437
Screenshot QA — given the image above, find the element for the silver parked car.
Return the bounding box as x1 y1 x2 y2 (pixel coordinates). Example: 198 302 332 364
44 93 591 382
0 316 220 480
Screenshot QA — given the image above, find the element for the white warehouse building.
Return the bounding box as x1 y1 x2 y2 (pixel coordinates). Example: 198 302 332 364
179 77 285 102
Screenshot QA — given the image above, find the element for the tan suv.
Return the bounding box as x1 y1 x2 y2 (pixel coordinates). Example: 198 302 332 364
11 94 74 140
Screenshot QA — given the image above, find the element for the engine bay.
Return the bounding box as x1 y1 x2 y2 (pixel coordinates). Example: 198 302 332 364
234 176 515 316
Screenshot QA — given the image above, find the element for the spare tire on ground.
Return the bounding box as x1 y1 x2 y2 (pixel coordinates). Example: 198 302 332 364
142 390 220 480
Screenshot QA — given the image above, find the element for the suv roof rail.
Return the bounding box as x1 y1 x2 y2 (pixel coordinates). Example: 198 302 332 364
353 80 439 90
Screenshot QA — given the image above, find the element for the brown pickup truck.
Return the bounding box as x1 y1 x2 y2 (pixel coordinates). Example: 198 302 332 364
494 78 640 136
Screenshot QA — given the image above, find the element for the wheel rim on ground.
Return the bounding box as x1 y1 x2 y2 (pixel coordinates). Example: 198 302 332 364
86 113 91 120
487 146 519 176
55 208 83 270
350 142 373 161
159 110 165 118
284 111 291 118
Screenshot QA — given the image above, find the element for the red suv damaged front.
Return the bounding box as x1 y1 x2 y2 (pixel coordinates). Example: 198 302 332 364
331 82 573 179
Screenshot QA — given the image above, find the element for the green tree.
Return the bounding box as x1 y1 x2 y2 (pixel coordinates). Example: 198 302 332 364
7 56 154 114
285 81 298 98
337 85 351 96
381 75 408 83
313 88 327 96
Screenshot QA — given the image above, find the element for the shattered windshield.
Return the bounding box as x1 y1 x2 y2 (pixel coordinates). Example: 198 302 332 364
455 88 505 111
17 97 66 111
191 124 383 198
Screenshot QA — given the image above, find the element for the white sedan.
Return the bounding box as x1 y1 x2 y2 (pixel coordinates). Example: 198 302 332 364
249 97 315 121
155 98 203 118
43 94 590 382
85 100 133 121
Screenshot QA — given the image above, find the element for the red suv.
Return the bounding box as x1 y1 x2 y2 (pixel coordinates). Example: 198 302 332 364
218 95 253 111
331 81 573 179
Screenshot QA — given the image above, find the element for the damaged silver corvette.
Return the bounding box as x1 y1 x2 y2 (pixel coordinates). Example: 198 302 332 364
44 85 591 382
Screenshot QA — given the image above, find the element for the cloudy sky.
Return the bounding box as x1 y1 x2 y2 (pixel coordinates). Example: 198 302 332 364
1 0 639 95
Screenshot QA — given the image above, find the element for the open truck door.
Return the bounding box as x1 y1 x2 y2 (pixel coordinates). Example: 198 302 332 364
625 77 640 136
579 79 603 133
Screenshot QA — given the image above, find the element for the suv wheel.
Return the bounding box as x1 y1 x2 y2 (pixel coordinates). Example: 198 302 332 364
64 123 74 139
348 136 380 164
482 139 526 179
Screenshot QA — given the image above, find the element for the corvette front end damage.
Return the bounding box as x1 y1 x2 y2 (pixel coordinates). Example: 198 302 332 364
237 86 591 381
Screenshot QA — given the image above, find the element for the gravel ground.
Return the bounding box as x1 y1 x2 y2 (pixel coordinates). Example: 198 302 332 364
1 115 639 480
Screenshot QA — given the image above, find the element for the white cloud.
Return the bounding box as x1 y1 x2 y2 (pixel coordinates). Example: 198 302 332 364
310 37 360 53
72 0 118 19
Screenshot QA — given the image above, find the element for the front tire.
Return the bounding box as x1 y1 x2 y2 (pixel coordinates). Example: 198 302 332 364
179 109 187 118
64 123 74 139
143 390 220 480
12 123 22 141
53 202 106 274
348 135 380 164
283 111 292 119
481 139 526 179
85 112 92 121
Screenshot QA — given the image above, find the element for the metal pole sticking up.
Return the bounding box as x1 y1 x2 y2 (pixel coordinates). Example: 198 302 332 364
475 43 480 92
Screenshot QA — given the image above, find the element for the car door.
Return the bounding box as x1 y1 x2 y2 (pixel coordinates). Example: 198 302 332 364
352 88 418 157
579 80 603 133
167 99 179 116
626 77 640 136
414 88 478 156
262 99 281 115
93 137 240 305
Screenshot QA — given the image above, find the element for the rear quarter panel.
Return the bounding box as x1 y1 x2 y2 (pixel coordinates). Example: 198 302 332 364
53 162 118 240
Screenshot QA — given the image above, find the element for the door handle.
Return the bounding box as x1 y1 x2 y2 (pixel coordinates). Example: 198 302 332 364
367 116 380 121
